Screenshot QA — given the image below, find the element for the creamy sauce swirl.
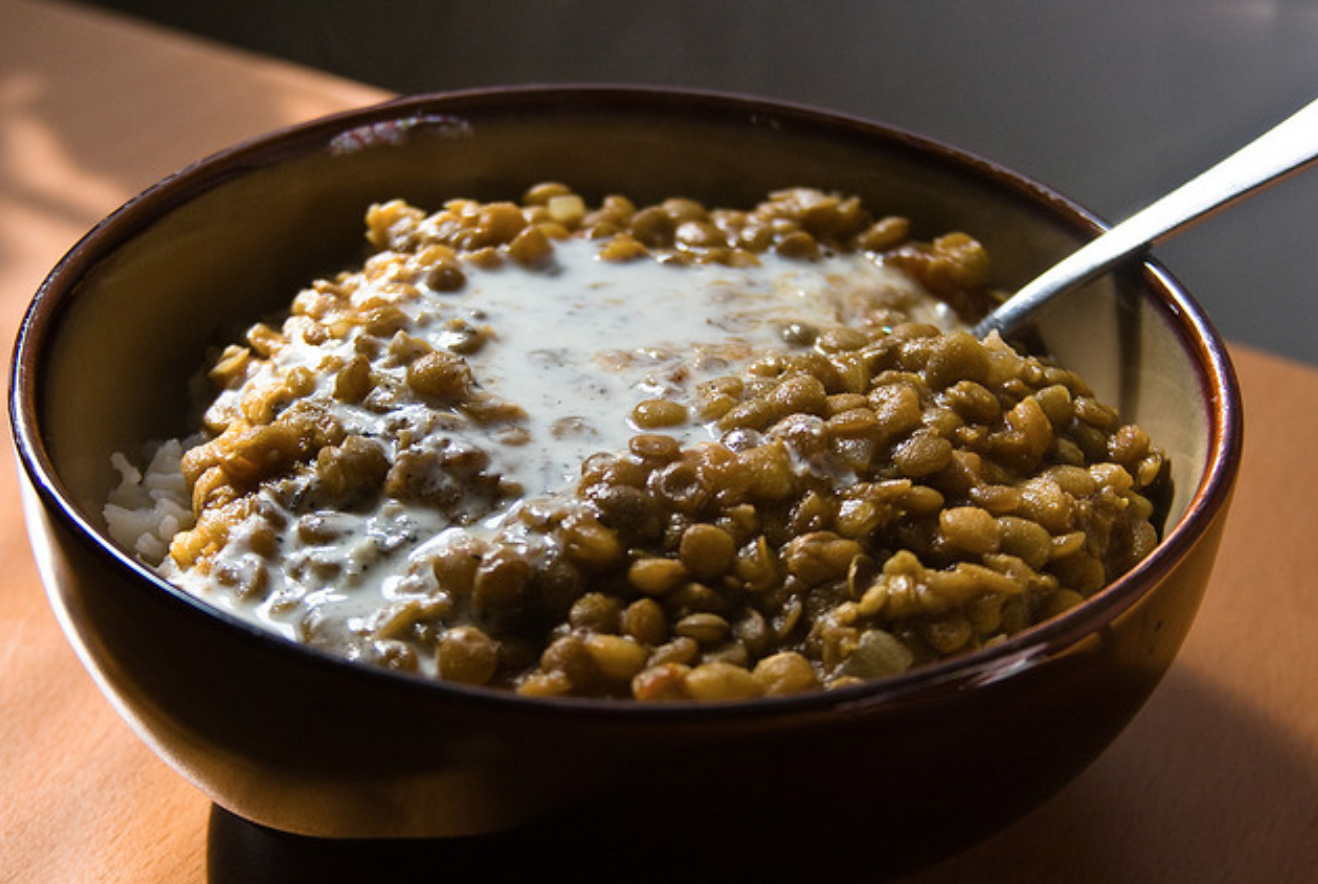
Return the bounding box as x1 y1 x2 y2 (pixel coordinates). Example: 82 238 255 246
167 239 958 661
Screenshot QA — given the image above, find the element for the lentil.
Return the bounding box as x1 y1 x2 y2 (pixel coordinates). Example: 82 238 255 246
106 184 1169 702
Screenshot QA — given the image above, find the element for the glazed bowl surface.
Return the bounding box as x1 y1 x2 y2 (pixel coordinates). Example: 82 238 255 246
10 86 1241 871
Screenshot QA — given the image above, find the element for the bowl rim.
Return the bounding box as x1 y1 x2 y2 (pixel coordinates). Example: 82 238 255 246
8 84 1244 720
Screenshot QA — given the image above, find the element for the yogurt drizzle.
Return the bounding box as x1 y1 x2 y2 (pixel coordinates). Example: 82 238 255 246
167 238 960 663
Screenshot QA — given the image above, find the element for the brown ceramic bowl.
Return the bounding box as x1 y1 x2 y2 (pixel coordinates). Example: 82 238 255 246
9 86 1241 876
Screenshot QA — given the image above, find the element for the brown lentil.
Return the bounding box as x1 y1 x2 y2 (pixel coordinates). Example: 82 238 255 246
148 183 1169 703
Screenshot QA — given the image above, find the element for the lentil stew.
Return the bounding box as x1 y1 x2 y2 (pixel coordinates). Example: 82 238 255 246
104 185 1168 701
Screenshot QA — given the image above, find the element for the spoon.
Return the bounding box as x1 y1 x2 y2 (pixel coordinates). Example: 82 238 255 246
974 94 1318 340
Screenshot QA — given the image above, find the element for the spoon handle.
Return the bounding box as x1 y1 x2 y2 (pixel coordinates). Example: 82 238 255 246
975 94 1318 340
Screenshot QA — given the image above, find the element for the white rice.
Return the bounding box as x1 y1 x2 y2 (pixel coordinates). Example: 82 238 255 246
103 438 194 566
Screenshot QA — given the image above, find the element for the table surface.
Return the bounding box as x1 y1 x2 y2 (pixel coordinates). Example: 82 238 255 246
2 2 1316 882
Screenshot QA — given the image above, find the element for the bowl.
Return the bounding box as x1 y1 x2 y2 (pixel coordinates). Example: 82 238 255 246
9 86 1241 874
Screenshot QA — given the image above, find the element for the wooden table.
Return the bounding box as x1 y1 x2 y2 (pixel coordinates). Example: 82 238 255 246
2 2 1315 881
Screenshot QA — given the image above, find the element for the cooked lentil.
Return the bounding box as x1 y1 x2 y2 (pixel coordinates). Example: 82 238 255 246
104 185 1168 701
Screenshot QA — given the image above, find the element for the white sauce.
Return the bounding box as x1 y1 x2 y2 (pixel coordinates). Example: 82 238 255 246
166 239 961 664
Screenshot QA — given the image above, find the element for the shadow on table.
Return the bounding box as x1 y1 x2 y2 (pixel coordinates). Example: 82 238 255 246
899 665 1318 883
207 665 1318 884
207 795 938 884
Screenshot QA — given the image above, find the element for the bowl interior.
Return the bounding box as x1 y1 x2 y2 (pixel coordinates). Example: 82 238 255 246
20 87 1222 645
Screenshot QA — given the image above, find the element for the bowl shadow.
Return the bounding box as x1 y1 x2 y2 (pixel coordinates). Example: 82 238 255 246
207 781 940 883
901 664 1318 883
206 664 1318 884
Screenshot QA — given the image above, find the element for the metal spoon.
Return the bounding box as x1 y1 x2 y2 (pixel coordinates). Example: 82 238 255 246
973 94 1318 340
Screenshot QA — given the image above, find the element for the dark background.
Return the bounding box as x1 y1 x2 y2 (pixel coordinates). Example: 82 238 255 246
80 0 1318 364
